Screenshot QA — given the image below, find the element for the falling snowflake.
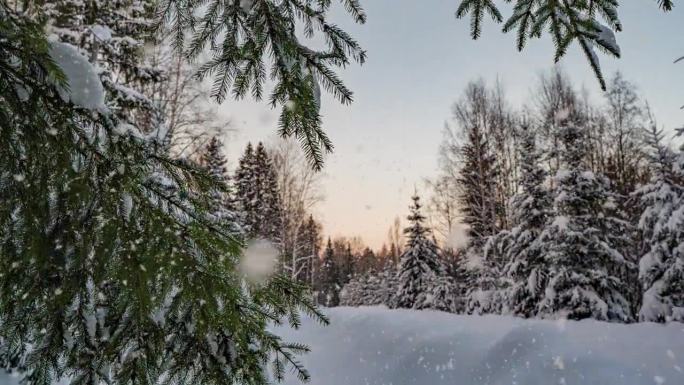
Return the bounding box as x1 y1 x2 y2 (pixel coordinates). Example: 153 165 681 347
240 238 278 282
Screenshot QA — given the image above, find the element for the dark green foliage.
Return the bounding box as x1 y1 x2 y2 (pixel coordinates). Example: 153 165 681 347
480 124 552 317
336 242 355 284
294 216 322 284
155 0 367 169
535 117 635 321
317 238 340 307
456 0 672 90
457 108 499 248
394 195 444 310
0 3 326 384
234 142 283 241
200 137 243 237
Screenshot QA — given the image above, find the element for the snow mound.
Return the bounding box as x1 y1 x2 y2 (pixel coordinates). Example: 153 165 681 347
48 41 106 112
273 306 684 385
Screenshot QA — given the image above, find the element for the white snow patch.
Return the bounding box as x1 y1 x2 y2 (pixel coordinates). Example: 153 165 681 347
90 24 112 41
121 193 133 220
551 215 570 231
595 23 620 56
554 107 570 123
48 41 106 112
273 306 684 385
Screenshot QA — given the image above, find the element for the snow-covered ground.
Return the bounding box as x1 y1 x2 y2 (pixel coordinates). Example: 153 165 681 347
2 306 682 385
274 306 684 385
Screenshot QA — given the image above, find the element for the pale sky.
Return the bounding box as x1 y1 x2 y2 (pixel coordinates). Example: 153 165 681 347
218 0 684 249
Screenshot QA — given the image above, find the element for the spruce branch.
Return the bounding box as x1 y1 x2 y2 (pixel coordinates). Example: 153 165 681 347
155 0 366 170
455 0 672 90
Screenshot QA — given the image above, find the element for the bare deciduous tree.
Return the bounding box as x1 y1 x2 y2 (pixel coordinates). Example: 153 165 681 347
424 175 459 243
142 44 232 160
431 80 517 249
269 139 324 282
386 216 404 264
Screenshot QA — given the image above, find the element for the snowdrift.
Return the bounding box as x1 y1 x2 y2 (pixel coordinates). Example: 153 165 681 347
273 306 684 385
2 306 681 385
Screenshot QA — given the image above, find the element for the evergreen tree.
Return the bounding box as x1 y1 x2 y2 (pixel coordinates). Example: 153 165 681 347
464 249 506 315
457 124 498 310
430 275 458 313
481 124 552 317
235 142 257 234
0 4 324 384
317 238 340 307
296 215 322 285
394 194 444 310
376 265 400 308
338 242 356 284
254 142 283 241
356 247 377 276
340 262 400 308
200 136 242 237
635 125 684 322
458 114 499 249
202 137 229 180
340 267 397 308
234 142 283 242
339 273 370 307
535 117 635 321
41 0 162 127
442 248 470 313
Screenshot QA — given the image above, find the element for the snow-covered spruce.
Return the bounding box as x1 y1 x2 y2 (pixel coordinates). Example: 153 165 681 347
467 124 552 317
393 194 450 310
464 247 507 315
234 142 283 242
634 125 684 322
340 266 399 308
200 137 243 237
456 103 499 249
318 238 341 307
533 118 635 321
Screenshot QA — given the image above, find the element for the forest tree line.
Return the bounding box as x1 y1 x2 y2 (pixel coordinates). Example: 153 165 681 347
3 0 680 383
312 69 684 323
205 68 683 325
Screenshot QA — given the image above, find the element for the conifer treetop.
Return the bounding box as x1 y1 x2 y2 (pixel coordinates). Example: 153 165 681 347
405 193 429 241
202 136 228 179
394 193 445 309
